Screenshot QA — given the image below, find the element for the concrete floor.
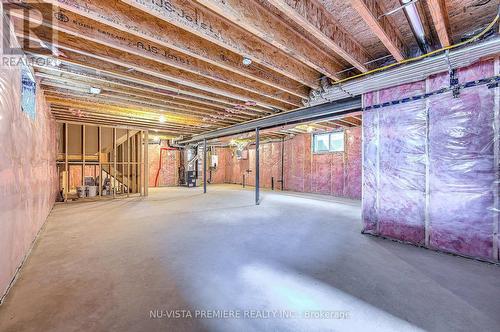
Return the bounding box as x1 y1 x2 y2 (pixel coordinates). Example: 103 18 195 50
0 185 499 332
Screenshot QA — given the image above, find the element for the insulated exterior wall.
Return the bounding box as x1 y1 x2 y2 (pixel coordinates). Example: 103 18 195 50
362 59 499 261
345 127 362 199
222 148 249 185
148 143 180 187
208 147 227 184
213 129 363 199
0 48 58 297
378 82 427 245
284 130 362 199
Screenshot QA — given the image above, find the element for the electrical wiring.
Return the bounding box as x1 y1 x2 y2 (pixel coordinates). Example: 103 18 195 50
330 6 500 87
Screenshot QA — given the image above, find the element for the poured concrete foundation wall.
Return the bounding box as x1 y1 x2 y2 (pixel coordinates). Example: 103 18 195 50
362 59 499 261
0 61 58 296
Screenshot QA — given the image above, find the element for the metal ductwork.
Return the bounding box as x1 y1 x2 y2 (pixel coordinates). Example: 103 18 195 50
309 37 500 106
401 0 433 53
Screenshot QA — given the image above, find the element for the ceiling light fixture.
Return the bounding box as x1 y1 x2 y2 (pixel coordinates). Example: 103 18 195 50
159 115 167 123
242 57 252 66
89 87 101 94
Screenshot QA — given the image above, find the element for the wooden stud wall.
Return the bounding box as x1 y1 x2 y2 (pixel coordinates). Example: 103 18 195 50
56 121 147 201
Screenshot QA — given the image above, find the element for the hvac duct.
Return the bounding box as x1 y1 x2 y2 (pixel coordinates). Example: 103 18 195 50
401 0 432 53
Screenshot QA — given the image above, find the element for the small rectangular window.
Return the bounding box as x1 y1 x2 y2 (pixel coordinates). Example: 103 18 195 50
21 63 36 120
313 133 330 152
313 131 344 153
330 131 345 152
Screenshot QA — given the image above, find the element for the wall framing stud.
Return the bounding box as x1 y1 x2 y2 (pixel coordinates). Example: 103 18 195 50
113 128 117 198
203 138 207 194
256 127 260 205
82 125 86 193
127 129 130 198
139 131 143 196
65 122 69 202
98 126 102 200
144 130 149 197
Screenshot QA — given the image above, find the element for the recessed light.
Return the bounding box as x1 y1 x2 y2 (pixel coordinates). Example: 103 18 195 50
242 57 252 66
159 115 167 123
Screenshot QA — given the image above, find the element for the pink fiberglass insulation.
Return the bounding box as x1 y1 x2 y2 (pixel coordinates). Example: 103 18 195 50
164 127 362 197
311 153 333 195
223 148 249 185
377 81 427 245
0 67 58 296
282 130 362 198
284 134 310 193
259 141 282 189
208 147 227 184
148 143 180 187
362 94 379 234
345 127 362 199
362 59 499 261
428 86 496 259
378 98 427 245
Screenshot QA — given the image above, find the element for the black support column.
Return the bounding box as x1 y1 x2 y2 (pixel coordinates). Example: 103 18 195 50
255 127 260 205
203 138 207 194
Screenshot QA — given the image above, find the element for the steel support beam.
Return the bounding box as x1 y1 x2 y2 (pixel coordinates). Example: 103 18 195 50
179 97 361 144
281 137 285 191
255 127 260 206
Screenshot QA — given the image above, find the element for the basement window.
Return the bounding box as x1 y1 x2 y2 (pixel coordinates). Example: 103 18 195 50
21 63 36 120
313 131 344 153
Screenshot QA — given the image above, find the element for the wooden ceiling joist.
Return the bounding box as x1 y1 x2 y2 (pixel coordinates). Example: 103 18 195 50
42 83 253 123
50 108 205 130
46 94 209 124
38 0 310 98
350 0 407 61
267 0 371 72
12 18 299 111
51 114 191 135
36 70 237 115
187 0 345 80
23 43 288 117
37 73 260 119
29 56 273 115
47 102 229 133
51 114 203 135
117 0 320 88
338 117 362 126
44 91 241 127
49 107 208 133
427 0 451 47
10 4 305 106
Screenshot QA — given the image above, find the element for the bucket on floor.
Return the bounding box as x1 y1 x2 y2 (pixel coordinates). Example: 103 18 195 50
77 186 86 198
87 186 97 197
